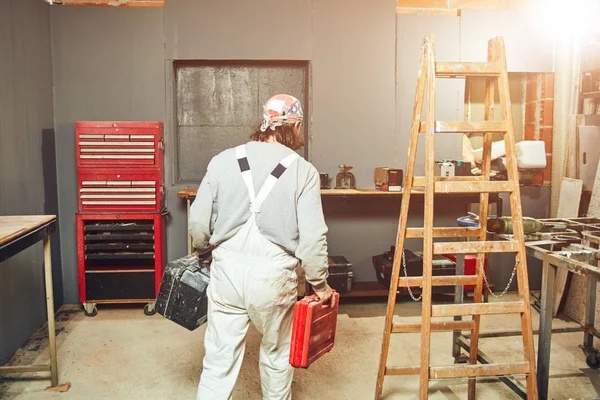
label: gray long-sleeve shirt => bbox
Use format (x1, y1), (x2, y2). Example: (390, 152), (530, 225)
(188, 141), (329, 290)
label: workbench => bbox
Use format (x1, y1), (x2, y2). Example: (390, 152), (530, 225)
(178, 187), (502, 298)
(453, 217), (600, 400)
(0, 215), (59, 387)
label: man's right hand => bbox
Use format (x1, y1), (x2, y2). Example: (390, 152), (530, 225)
(314, 284), (334, 304)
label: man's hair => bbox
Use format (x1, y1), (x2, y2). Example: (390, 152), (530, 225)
(250, 123), (304, 151)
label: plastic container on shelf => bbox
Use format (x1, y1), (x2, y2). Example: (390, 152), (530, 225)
(515, 140), (547, 169)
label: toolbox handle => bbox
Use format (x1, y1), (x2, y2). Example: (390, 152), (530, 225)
(307, 291), (338, 308)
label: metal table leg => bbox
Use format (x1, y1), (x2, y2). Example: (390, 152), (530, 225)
(43, 236), (58, 387)
(453, 253), (467, 363)
(582, 277), (598, 364)
(537, 260), (556, 400)
(187, 199), (192, 254)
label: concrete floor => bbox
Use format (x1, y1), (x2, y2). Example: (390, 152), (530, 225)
(1, 293), (599, 400)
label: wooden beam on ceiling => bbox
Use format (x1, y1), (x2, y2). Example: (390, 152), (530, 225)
(50, 0), (163, 6)
(397, 0), (528, 15)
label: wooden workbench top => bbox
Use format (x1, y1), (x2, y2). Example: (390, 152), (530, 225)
(0, 215), (57, 246)
(177, 187), (417, 199)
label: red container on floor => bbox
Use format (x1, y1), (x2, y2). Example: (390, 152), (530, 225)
(289, 292), (340, 368)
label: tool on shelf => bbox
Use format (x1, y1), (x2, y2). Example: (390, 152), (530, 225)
(335, 164), (356, 189)
(375, 35), (538, 400)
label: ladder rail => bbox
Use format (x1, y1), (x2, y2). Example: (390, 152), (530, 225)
(374, 38), (429, 400)
(495, 36), (539, 399)
(468, 38), (497, 399)
(418, 34), (437, 400)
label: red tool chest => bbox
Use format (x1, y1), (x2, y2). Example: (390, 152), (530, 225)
(77, 213), (164, 304)
(78, 168), (164, 213)
(290, 292), (340, 368)
(76, 121), (164, 169)
(76, 121), (165, 317)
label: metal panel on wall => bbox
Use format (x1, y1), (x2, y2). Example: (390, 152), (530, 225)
(175, 61), (308, 183)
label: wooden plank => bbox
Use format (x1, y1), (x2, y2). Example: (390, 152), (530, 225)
(494, 35), (539, 398)
(392, 320), (475, 333)
(435, 62), (501, 77)
(556, 178), (583, 218)
(589, 160), (600, 217)
(0, 365), (51, 373)
(431, 301), (525, 317)
(554, 177), (584, 317)
(432, 181), (513, 193)
(468, 46), (497, 398)
(385, 366), (420, 376)
(396, 7), (460, 16)
(413, 176), (483, 186)
(177, 188), (198, 199)
(406, 227), (481, 238)
(0, 216), (57, 246)
(432, 240), (519, 254)
(396, 0), (446, 8)
(430, 362), (530, 379)
(419, 121), (507, 133)
(399, 275), (479, 287)
(375, 33), (429, 400)
(419, 33), (437, 400)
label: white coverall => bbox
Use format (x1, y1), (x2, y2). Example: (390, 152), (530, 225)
(197, 146), (300, 400)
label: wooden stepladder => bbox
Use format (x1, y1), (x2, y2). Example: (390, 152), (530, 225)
(374, 35), (538, 400)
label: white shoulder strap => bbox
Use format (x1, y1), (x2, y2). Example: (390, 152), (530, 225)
(235, 145), (256, 203)
(235, 145), (300, 214)
(253, 152), (300, 213)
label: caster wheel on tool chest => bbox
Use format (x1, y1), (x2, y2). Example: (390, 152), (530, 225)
(144, 303), (156, 316)
(83, 303), (98, 317)
(586, 353), (600, 369)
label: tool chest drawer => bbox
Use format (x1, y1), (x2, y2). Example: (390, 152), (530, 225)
(85, 270), (156, 301)
(76, 121), (163, 169)
(77, 213), (164, 304)
(78, 168), (164, 212)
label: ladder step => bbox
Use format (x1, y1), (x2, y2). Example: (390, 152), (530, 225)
(435, 62), (502, 77)
(385, 366), (420, 376)
(399, 275), (479, 287)
(412, 176), (484, 186)
(406, 227), (481, 238)
(439, 181), (513, 194)
(392, 320), (475, 333)
(430, 362), (530, 379)
(419, 121), (508, 134)
(412, 179), (514, 193)
(432, 301), (526, 317)
(433, 240), (520, 254)
(385, 362), (530, 378)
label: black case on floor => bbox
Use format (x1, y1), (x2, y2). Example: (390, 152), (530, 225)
(155, 254), (210, 331)
(372, 246), (456, 294)
(327, 256), (353, 294)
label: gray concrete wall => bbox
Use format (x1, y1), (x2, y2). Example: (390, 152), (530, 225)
(51, 7), (166, 303)
(0, 0), (55, 363)
(51, 3), (554, 304)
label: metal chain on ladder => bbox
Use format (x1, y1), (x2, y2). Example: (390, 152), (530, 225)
(478, 253), (518, 299)
(402, 250), (423, 301)
(402, 251), (518, 302)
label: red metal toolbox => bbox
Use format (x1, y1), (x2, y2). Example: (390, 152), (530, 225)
(76, 121), (164, 169)
(443, 254), (488, 291)
(77, 168), (164, 213)
(77, 213), (165, 315)
(289, 292), (340, 368)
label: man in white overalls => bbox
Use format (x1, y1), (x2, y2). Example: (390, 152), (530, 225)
(189, 94), (332, 399)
